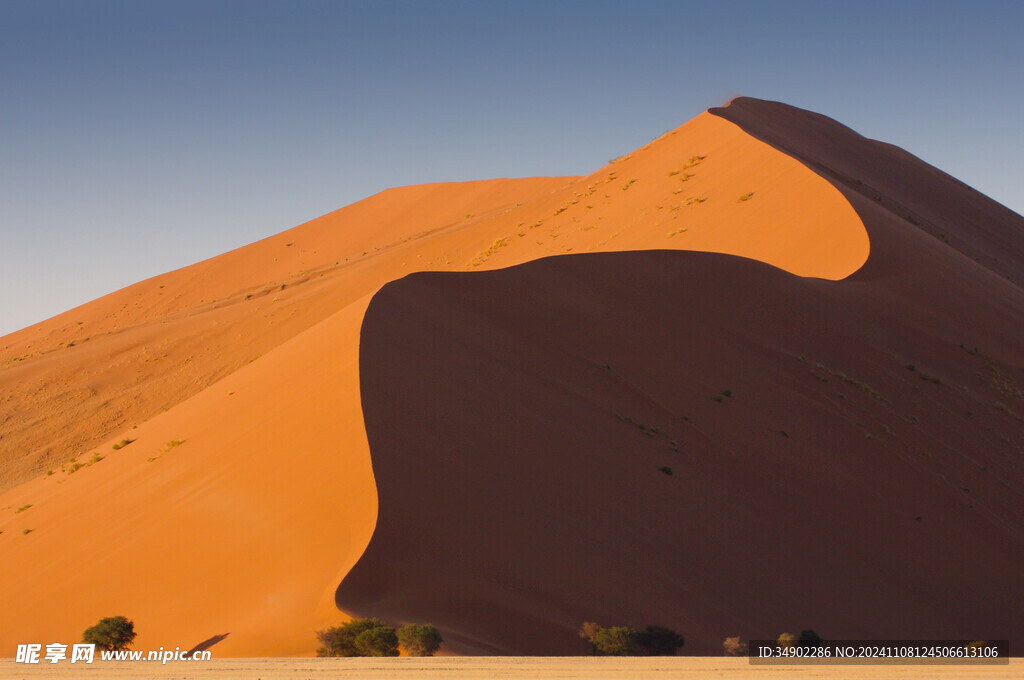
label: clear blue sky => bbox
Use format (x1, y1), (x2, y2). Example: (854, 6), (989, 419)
(2, 0), (1022, 337)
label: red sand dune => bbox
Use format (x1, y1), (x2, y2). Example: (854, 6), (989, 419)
(345, 247), (1023, 654)
(1, 98), (1020, 657)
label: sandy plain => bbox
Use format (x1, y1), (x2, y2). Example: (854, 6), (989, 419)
(0, 657), (1020, 680)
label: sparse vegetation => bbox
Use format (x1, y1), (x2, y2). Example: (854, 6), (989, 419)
(83, 616), (136, 652)
(659, 466), (673, 476)
(112, 438), (135, 450)
(15, 504), (32, 514)
(88, 453), (103, 466)
(317, 618), (429, 657)
(777, 632), (796, 649)
(22, 528), (32, 535)
(581, 622), (683, 656)
(396, 624), (443, 656)
(738, 192), (754, 201)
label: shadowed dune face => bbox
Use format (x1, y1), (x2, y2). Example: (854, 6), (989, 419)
(345, 248), (1024, 655)
(339, 99), (1024, 653)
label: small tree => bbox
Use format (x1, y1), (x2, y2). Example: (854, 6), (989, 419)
(723, 636), (748, 656)
(397, 624), (443, 656)
(593, 626), (637, 656)
(355, 627), (399, 657)
(579, 622), (601, 655)
(798, 630), (823, 648)
(635, 625), (684, 656)
(777, 632), (796, 650)
(82, 616), (136, 652)
(316, 618), (392, 657)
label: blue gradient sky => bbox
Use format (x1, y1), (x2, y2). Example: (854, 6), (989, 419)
(2, 1), (1022, 337)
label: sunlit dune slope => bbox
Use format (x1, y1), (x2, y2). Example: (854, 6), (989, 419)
(0, 112), (865, 493)
(0, 100), (871, 655)
(0, 177), (569, 491)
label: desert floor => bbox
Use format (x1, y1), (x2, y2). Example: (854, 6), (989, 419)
(0, 657), (1019, 680)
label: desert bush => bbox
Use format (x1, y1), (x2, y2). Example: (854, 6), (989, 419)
(579, 622), (602, 654)
(316, 618), (392, 657)
(635, 625), (684, 655)
(777, 632), (796, 649)
(593, 626), (637, 656)
(582, 622), (684, 655)
(798, 630), (823, 648)
(355, 626), (399, 657)
(723, 636), (748, 656)
(397, 624), (443, 656)
(82, 616), (136, 652)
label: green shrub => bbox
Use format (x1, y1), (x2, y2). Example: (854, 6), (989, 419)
(397, 624), (443, 656)
(355, 627), (398, 657)
(635, 625), (684, 655)
(798, 630), (823, 648)
(82, 616), (136, 651)
(112, 439), (135, 451)
(583, 622), (684, 656)
(593, 626), (637, 655)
